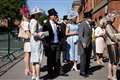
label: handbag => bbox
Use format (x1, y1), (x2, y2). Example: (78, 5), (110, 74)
(34, 23), (43, 41)
(18, 27), (29, 39)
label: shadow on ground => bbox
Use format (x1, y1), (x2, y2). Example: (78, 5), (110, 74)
(117, 69), (120, 80)
(40, 63), (73, 80)
(40, 62), (105, 80)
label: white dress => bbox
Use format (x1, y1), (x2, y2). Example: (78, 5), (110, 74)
(95, 27), (106, 53)
(20, 21), (31, 52)
(118, 24), (120, 32)
(29, 19), (43, 63)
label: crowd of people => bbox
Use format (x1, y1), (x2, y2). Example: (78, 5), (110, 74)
(17, 5), (120, 80)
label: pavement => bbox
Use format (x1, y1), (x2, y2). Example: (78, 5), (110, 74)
(0, 34), (119, 80)
(1, 54), (119, 80)
(0, 30), (112, 80)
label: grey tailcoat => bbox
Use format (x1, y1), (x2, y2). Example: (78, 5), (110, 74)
(78, 19), (92, 73)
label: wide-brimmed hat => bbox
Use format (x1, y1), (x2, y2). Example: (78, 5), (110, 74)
(105, 13), (116, 22)
(48, 8), (58, 16)
(30, 7), (44, 15)
(63, 15), (68, 20)
(99, 17), (107, 26)
(68, 10), (78, 19)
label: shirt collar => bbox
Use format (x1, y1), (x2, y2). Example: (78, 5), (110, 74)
(49, 20), (55, 24)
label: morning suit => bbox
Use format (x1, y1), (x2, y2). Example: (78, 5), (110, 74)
(43, 20), (62, 75)
(78, 19), (92, 74)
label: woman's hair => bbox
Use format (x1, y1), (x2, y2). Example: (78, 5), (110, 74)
(20, 5), (29, 16)
(30, 15), (35, 19)
(99, 16), (103, 21)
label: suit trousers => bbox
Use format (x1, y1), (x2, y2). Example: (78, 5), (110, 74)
(80, 43), (92, 74)
(47, 43), (61, 75)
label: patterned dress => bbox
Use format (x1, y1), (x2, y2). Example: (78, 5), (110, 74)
(20, 20), (31, 53)
(29, 19), (43, 63)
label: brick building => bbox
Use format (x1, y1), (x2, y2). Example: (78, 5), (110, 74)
(92, 0), (120, 27)
(72, 0), (120, 27)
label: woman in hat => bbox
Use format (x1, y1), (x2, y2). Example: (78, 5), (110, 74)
(19, 5), (31, 76)
(95, 18), (107, 65)
(66, 10), (79, 71)
(29, 7), (44, 80)
(105, 14), (119, 80)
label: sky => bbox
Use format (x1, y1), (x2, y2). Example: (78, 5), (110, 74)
(27, 0), (73, 18)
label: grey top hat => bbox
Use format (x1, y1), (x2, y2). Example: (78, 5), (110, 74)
(105, 12), (117, 22)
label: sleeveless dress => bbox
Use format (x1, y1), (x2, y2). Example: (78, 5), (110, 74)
(20, 21), (31, 52)
(66, 24), (79, 61)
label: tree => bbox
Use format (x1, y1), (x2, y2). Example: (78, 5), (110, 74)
(38, 14), (48, 25)
(0, 0), (26, 19)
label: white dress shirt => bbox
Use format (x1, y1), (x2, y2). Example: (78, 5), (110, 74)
(49, 20), (58, 43)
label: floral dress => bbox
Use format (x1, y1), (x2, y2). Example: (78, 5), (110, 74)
(29, 19), (43, 63)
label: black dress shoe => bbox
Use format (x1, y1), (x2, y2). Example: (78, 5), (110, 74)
(59, 71), (65, 75)
(47, 74), (55, 79)
(87, 70), (93, 75)
(80, 72), (89, 77)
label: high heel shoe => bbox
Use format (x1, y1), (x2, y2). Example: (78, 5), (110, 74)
(74, 67), (79, 71)
(96, 60), (100, 65)
(100, 60), (104, 64)
(107, 76), (112, 80)
(25, 68), (31, 76)
(71, 66), (79, 71)
(31, 76), (36, 80)
(36, 76), (40, 80)
(112, 77), (117, 80)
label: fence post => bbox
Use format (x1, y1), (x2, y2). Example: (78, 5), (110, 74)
(6, 17), (16, 62)
(7, 25), (12, 62)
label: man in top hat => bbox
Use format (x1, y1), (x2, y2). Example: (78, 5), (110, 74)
(43, 8), (63, 78)
(60, 15), (69, 63)
(78, 11), (93, 77)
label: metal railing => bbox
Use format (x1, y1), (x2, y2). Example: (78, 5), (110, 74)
(0, 29), (23, 62)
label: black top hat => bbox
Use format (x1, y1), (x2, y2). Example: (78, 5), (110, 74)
(84, 10), (92, 18)
(63, 15), (68, 20)
(48, 8), (58, 16)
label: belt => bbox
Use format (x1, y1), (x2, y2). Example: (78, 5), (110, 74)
(51, 43), (59, 45)
(96, 36), (103, 38)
